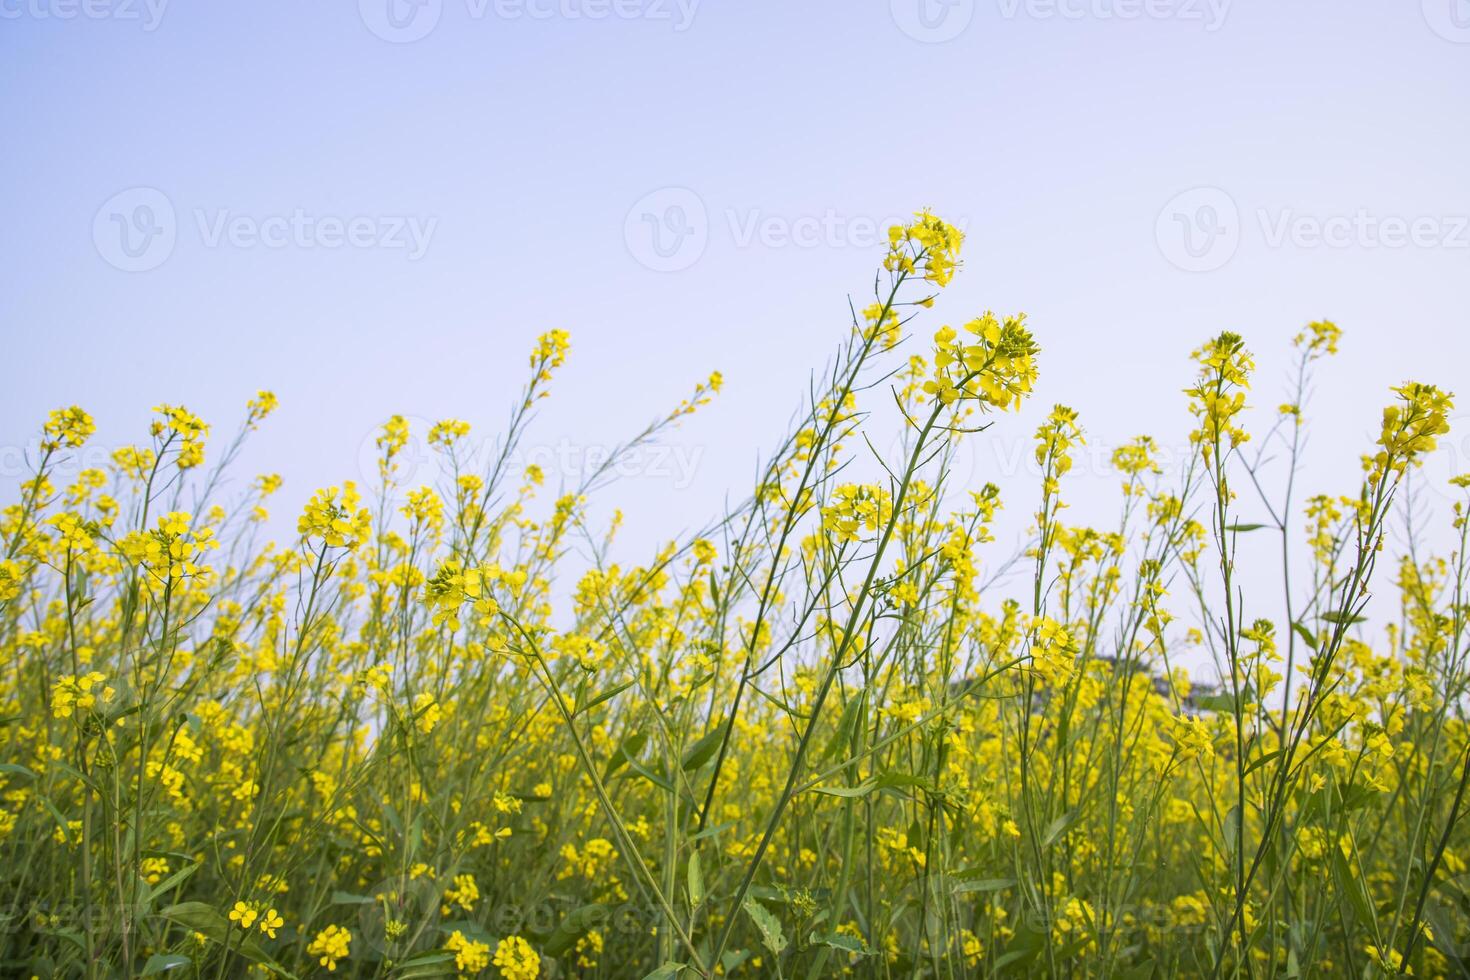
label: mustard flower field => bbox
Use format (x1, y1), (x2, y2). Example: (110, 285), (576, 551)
(4, 213), (1468, 979)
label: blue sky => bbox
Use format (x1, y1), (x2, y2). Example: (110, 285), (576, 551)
(3, 0), (1468, 569)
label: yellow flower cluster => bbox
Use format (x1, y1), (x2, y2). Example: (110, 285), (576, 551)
(1367, 381), (1454, 481)
(1294, 318), (1341, 358)
(422, 559), (500, 631)
(246, 389), (280, 428)
(297, 483), (372, 550)
(51, 671), (113, 719)
(227, 901), (283, 939)
(1186, 330), (1254, 460)
(429, 418), (472, 449)
(307, 924), (352, 971)
(1035, 404), (1084, 495)
(118, 511), (218, 582)
(820, 483), (894, 543)
(42, 405), (94, 450)
(1029, 616), (1077, 687)
(152, 403), (210, 469)
(923, 313), (1039, 409)
(885, 208), (964, 288)
(529, 328), (572, 398)
(491, 935), (540, 980)
(445, 929), (490, 974)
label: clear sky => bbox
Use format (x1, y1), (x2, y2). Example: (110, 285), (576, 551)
(3, 0), (1468, 577)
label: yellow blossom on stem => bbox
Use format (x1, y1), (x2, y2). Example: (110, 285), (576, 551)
(298, 484), (372, 551)
(445, 930), (491, 975)
(42, 406), (95, 450)
(491, 936), (540, 980)
(307, 924), (351, 972)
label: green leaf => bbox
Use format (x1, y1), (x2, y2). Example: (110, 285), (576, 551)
(603, 730), (648, 781)
(146, 862), (199, 903)
(392, 966), (457, 979)
(688, 820), (735, 841)
(641, 963), (687, 980)
(623, 758), (676, 793)
(49, 761), (104, 795)
(1223, 805), (1242, 856)
(1339, 781), (1378, 812)
(40, 796), (73, 843)
(742, 895), (788, 955)
(1321, 610), (1366, 626)
(953, 877), (1016, 895)
(876, 772), (935, 793)
(951, 867), (1015, 884)
(575, 680), (634, 717)
(1332, 846), (1375, 930)
(394, 951), (459, 967)
(540, 903), (611, 957)
(687, 850), (705, 910)
(157, 901), (227, 933)
(811, 779), (878, 799)
(813, 931), (870, 956)
(681, 728), (725, 772)
(719, 950), (752, 973)
(141, 954), (191, 975)
(995, 916), (1046, 970)
(330, 891), (375, 905)
(38, 926), (87, 953)
(390, 951), (459, 978)
(1243, 749), (1283, 778)
(1191, 686), (1257, 714)
(820, 691), (865, 763)
(1290, 621), (1320, 650)
(1041, 810), (1078, 848)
